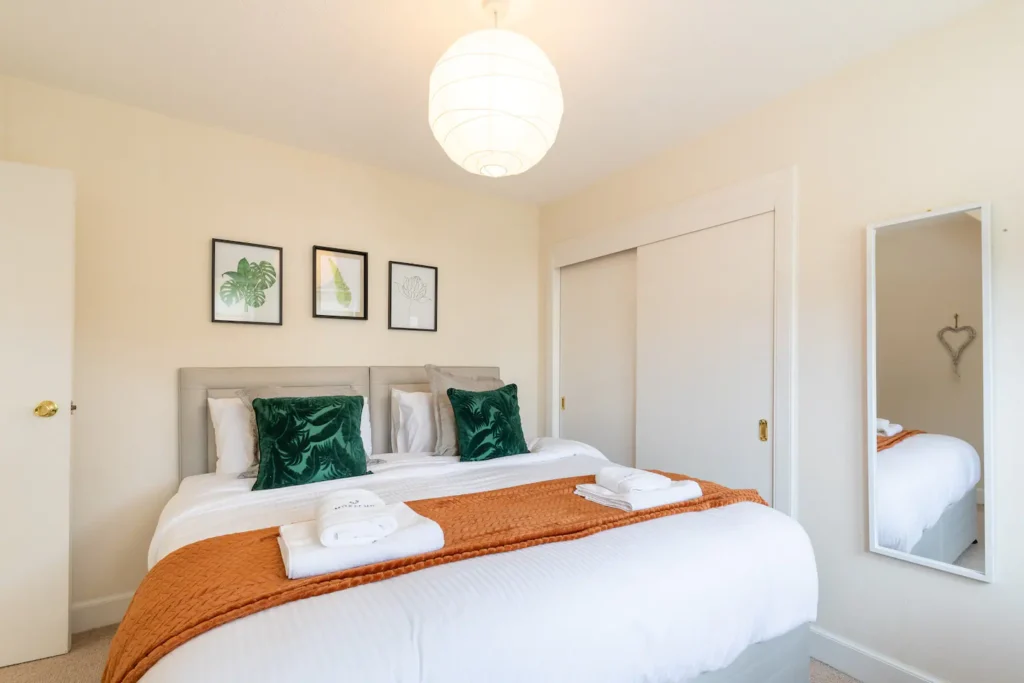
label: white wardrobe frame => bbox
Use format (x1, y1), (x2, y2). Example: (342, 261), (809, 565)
(546, 168), (799, 516)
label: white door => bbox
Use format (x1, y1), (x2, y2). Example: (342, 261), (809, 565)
(635, 212), (775, 504)
(559, 250), (636, 465)
(0, 161), (74, 666)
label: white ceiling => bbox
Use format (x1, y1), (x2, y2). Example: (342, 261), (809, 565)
(0, 0), (989, 203)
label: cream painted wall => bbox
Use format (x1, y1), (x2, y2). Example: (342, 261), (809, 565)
(876, 214), (984, 465)
(540, 2), (1023, 681)
(0, 75), (539, 611)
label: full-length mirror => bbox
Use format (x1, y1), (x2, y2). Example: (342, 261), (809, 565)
(867, 204), (993, 580)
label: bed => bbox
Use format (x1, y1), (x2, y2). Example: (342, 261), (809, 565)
(127, 366), (818, 683)
(874, 432), (981, 563)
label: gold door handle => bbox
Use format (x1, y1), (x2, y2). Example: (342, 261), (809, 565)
(759, 419), (768, 442)
(34, 400), (58, 418)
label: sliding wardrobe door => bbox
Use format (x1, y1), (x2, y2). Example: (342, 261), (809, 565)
(635, 212), (775, 503)
(559, 250), (636, 465)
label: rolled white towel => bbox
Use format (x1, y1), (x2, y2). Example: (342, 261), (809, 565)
(596, 466), (672, 494)
(280, 503), (444, 580)
(316, 489), (397, 547)
(574, 480), (704, 512)
(875, 418), (890, 431)
(877, 423), (903, 438)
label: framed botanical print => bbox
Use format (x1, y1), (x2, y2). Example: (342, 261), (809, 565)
(389, 261), (437, 332)
(313, 246), (368, 320)
(212, 238), (282, 325)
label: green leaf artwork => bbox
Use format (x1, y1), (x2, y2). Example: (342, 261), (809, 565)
(219, 257), (277, 312)
(329, 259), (352, 308)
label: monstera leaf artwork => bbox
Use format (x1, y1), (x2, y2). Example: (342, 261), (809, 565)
(212, 239), (282, 325)
(219, 257), (277, 312)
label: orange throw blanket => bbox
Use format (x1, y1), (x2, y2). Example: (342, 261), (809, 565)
(104, 473), (765, 683)
(877, 430), (925, 451)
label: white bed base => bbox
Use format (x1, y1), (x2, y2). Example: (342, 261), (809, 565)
(908, 489), (978, 565)
(692, 624), (809, 683)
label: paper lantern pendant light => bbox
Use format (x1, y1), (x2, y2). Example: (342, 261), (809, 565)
(428, 2), (563, 178)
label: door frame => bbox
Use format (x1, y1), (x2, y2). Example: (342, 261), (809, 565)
(545, 167), (798, 515)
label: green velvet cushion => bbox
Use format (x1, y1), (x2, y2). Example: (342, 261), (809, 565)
(447, 384), (528, 462)
(251, 395), (367, 491)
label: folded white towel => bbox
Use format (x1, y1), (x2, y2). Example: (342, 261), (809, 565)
(279, 503), (444, 580)
(317, 489), (384, 514)
(574, 480), (704, 512)
(316, 490), (397, 547)
(877, 423), (903, 437)
(875, 418), (890, 430)
(596, 466), (672, 494)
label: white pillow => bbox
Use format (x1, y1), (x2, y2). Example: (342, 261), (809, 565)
(207, 397), (255, 474)
(390, 388), (437, 454)
(359, 400), (372, 458)
(390, 392), (401, 452)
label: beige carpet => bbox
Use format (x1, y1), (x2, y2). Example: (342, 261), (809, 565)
(0, 626), (861, 682)
(0, 626), (117, 683)
(811, 659), (862, 683)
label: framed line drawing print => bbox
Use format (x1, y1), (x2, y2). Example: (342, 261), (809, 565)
(388, 261), (437, 332)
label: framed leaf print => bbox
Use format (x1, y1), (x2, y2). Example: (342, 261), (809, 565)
(313, 246), (368, 320)
(212, 238), (283, 325)
(389, 261), (437, 332)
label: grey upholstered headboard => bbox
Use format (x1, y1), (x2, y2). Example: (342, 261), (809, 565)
(367, 366), (500, 455)
(178, 365), (499, 481)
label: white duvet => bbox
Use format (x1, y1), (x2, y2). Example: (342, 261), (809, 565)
(875, 433), (981, 552)
(143, 438), (817, 683)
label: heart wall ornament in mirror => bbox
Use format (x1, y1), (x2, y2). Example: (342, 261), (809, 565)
(936, 313), (976, 376)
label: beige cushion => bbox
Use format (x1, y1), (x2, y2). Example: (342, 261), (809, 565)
(425, 365), (503, 457)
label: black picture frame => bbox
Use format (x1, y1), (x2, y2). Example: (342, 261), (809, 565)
(211, 238), (283, 326)
(312, 246), (369, 320)
(388, 261), (438, 332)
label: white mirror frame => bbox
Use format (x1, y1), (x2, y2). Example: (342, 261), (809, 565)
(866, 202), (994, 582)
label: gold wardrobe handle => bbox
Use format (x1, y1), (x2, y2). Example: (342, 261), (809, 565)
(34, 400), (58, 418)
(759, 419), (768, 442)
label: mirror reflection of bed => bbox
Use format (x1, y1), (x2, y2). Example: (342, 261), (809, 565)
(868, 204), (991, 579)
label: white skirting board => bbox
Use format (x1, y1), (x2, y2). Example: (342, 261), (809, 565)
(810, 626), (947, 683)
(70, 592), (133, 633)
